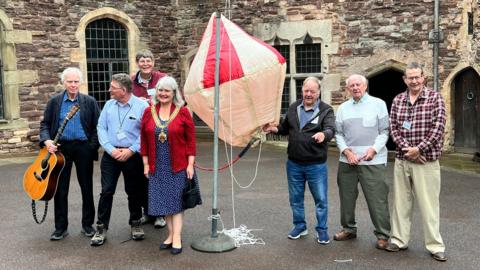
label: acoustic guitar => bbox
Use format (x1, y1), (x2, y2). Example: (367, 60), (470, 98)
(23, 104), (80, 201)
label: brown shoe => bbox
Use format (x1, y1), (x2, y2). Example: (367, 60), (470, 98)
(385, 242), (408, 252)
(431, 252), (447, 262)
(333, 230), (357, 241)
(375, 239), (388, 250)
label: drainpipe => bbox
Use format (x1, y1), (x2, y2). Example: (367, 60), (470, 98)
(429, 0), (443, 91)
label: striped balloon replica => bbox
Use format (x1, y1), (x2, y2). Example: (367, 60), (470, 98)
(184, 13), (286, 147)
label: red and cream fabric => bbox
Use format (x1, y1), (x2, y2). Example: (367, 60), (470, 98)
(184, 13), (286, 147)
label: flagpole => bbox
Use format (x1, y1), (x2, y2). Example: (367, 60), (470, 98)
(191, 11), (236, 253)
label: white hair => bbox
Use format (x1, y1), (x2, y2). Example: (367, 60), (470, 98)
(345, 74), (368, 86)
(61, 67), (83, 83)
(153, 76), (185, 107)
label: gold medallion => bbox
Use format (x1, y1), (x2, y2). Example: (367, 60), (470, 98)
(158, 130), (167, 143)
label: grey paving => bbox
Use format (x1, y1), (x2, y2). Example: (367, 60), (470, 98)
(1, 141), (479, 270)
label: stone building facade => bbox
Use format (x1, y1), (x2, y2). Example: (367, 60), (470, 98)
(0, 0), (478, 155)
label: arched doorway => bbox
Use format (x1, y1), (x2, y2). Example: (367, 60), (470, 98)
(368, 69), (406, 150)
(85, 18), (129, 108)
(453, 68), (480, 153)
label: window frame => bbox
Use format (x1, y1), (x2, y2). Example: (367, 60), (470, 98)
(85, 18), (129, 108)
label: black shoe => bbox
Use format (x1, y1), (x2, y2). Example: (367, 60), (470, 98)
(159, 243), (173, 250)
(81, 226), (95, 237)
(170, 247), (182, 255)
(50, 229), (68, 241)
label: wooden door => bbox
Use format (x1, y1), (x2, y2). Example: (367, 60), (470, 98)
(454, 68), (480, 153)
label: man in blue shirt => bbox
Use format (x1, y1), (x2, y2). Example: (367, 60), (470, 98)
(90, 73), (149, 246)
(40, 67), (100, 241)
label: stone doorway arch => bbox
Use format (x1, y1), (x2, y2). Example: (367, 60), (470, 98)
(368, 69), (406, 150)
(452, 67), (480, 153)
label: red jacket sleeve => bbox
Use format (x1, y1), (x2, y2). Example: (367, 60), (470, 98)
(140, 107), (151, 157)
(182, 107), (196, 157)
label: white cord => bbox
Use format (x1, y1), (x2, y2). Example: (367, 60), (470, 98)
(208, 214), (265, 247)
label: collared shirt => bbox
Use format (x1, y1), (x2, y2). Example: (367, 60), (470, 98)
(59, 92), (88, 141)
(335, 93), (389, 165)
(352, 93), (367, 105)
(137, 73), (151, 89)
(389, 87), (446, 161)
(298, 99), (320, 129)
(97, 95), (149, 155)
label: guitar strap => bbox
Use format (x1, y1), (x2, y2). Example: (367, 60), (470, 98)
(31, 200), (48, 224)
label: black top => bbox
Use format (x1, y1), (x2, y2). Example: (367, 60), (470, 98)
(277, 99), (335, 165)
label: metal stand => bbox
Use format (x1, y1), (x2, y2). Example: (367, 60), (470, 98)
(191, 11), (236, 253)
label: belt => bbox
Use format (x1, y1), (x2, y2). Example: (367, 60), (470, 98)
(58, 140), (88, 145)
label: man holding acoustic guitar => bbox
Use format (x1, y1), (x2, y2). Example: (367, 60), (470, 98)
(39, 67), (100, 241)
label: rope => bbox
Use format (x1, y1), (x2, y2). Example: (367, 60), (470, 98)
(208, 213), (264, 247)
(193, 137), (259, 171)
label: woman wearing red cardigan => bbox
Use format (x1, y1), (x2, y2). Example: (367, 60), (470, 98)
(140, 76), (200, 255)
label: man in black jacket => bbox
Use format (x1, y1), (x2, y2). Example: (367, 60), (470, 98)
(40, 67), (100, 240)
(264, 77), (335, 244)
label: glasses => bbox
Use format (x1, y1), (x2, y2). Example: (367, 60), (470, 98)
(405, 76), (423, 82)
(109, 84), (124, 91)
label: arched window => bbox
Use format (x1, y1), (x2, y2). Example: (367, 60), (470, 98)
(85, 18), (129, 108)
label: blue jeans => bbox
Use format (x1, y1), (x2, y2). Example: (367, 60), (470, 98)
(286, 160), (328, 232)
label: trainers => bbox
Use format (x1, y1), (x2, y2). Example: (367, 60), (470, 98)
(288, 226), (308, 239)
(317, 230), (330, 245)
(90, 224), (107, 246)
(131, 220), (145, 240)
(50, 229), (68, 241)
(81, 226), (95, 237)
(154, 217), (166, 229)
(140, 214), (150, 225)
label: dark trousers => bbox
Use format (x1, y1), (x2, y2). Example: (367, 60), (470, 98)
(96, 152), (143, 229)
(141, 174), (149, 215)
(54, 141), (95, 231)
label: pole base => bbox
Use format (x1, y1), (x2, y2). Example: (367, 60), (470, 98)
(191, 233), (237, 253)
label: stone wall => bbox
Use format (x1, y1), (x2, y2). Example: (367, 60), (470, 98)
(0, 0), (476, 154)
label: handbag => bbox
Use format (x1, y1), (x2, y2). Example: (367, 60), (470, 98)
(183, 177), (202, 210)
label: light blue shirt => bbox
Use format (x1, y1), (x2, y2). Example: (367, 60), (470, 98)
(335, 93), (389, 165)
(298, 99), (320, 129)
(97, 95), (148, 155)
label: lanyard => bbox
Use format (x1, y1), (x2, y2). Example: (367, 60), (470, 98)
(117, 103), (133, 131)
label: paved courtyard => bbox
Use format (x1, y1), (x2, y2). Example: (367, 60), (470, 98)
(0, 141), (479, 270)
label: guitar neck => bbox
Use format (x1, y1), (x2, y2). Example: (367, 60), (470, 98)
(52, 116), (71, 146)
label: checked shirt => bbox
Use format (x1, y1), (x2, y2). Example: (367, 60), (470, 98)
(390, 87), (446, 161)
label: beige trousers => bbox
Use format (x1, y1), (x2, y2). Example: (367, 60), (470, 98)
(390, 159), (445, 254)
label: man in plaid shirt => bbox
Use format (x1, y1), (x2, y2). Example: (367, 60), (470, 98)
(385, 62), (447, 262)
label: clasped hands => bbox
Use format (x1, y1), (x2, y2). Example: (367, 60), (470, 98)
(111, 147), (134, 162)
(343, 147), (376, 165)
(402, 146), (426, 164)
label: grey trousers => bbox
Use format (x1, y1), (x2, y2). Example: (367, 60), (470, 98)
(337, 162), (390, 239)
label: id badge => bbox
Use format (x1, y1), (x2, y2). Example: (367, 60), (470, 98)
(402, 121), (412, 130)
(117, 131), (127, 140)
(147, 88), (156, 96)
